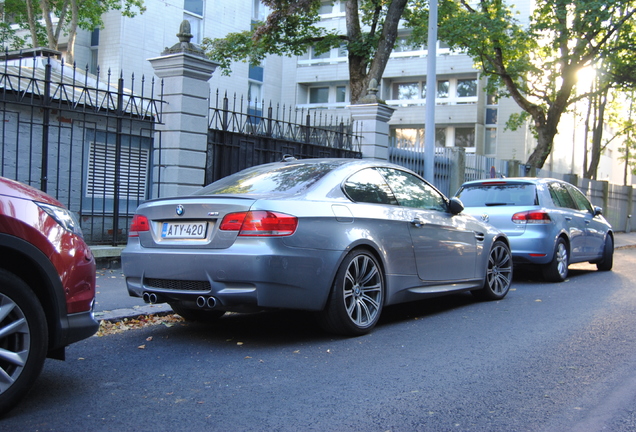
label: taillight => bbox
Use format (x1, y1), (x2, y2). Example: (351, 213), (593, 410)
(512, 210), (551, 224)
(129, 214), (150, 237)
(220, 211), (298, 236)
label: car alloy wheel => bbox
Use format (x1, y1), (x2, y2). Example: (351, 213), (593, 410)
(0, 270), (48, 415)
(473, 240), (513, 300)
(319, 249), (384, 336)
(543, 238), (569, 282)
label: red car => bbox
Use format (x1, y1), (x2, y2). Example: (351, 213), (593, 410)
(0, 176), (98, 415)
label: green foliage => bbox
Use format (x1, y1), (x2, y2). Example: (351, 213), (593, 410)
(0, 0), (145, 50)
(204, 0), (402, 78)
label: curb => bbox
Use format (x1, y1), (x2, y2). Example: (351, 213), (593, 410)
(94, 304), (174, 322)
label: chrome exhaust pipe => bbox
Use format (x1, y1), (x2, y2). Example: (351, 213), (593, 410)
(143, 292), (158, 303)
(196, 296), (217, 308)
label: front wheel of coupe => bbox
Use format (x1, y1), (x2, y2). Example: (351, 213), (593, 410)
(472, 240), (513, 301)
(318, 249), (384, 336)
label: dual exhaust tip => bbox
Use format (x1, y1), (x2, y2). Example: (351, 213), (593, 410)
(142, 292), (217, 309)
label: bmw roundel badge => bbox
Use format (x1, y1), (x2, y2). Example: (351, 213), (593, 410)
(176, 205), (185, 216)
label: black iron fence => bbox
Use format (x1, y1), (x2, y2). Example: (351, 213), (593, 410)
(206, 91), (362, 183)
(0, 50), (164, 245)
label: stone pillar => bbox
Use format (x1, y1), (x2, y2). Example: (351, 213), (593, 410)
(148, 21), (218, 197)
(449, 147), (465, 196)
(348, 79), (395, 160)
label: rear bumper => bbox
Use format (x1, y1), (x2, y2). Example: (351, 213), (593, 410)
(122, 242), (342, 312)
(508, 235), (554, 265)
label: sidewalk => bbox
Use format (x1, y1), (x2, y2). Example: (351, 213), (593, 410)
(614, 231), (636, 249)
(91, 231), (636, 323)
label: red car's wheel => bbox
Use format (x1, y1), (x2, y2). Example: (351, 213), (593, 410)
(0, 269), (48, 416)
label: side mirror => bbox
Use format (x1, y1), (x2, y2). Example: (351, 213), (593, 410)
(594, 206), (603, 216)
(449, 197), (464, 215)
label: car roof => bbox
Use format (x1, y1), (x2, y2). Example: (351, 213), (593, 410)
(460, 177), (560, 187)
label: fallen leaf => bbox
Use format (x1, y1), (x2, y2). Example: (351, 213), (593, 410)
(138, 344), (146, 349)
(237, 342), (244, 346)
(146, 336), (153, 342)
(245, 356), (252, 359)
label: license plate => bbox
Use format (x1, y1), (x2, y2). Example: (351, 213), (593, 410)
(161, 221), (207, 239)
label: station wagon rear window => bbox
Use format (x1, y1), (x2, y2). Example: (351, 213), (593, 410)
(457, 183), (538, 207)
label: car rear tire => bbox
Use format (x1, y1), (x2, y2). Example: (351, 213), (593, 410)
(543, 238), (569, 282)
(169, 302), (225, 322)
(0, 269), (48, 416)
(596, 235), (614, 271)
(472, 240), (513, 300)
(318, 249), (384, 336)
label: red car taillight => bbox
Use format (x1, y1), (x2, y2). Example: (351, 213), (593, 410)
(512, 210), (551, 224)
(220, 211), (298, 236)
(129, 214), (150, 237)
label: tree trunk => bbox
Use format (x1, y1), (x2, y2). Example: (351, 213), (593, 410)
(345, 0), (366, 103)
(39, 0), (58, 50)
(584, 86), (609, 179)
(346, 0), (407, 103)
(64, 0), (78, 64)
(25, 0), (40, 47)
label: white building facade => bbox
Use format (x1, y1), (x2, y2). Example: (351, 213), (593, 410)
(34, 0), (630, 183)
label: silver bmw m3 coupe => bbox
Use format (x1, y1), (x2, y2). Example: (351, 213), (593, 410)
(122, 158), (512, 335)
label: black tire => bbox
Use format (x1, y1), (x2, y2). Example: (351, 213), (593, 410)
(318, 249), (384, 336)
(542, 238), (569, 282)
(472, 240), (513, 301)
(0, 269), (48, 417)
(596, 235), (614, 271)
(169, 301), (225, 322)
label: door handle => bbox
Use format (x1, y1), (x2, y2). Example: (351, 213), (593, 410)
(410, 218), (424, 228)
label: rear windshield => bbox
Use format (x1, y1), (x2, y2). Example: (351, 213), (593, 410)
(457, 183), (538, 207)
(193, 161), (341, 196)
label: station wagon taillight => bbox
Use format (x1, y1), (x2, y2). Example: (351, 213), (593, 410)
(512, 210), (551, 224)
(129, 214), (150, 237)
(220, 211), (298, 236)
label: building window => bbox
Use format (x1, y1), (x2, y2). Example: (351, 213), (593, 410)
(455, 127), (475, 148)
(393, 36), (423, 53)
(437, 80), (450, 98)
(391, 127), (448, 149)
(394, 83), (419, 100)
(309, 87), (329, 104)
(90, 28), (99, 75)
(310, 46), (331, 60)
(248, 81), (262, 103)
(184, 0), (203, 14)
(184, 0), (203, 44)
(338, 43), (348, 58)
(485, 127), (497, 155)
(486, 108), (498, 125)
(252, 0), (268, 21)
(319, 2), (334, 14)
(336, 86), (347, 103)
(456, 79), (477, 97)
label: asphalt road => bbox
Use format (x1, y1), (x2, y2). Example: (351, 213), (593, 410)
(3, 249), (636, 431)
